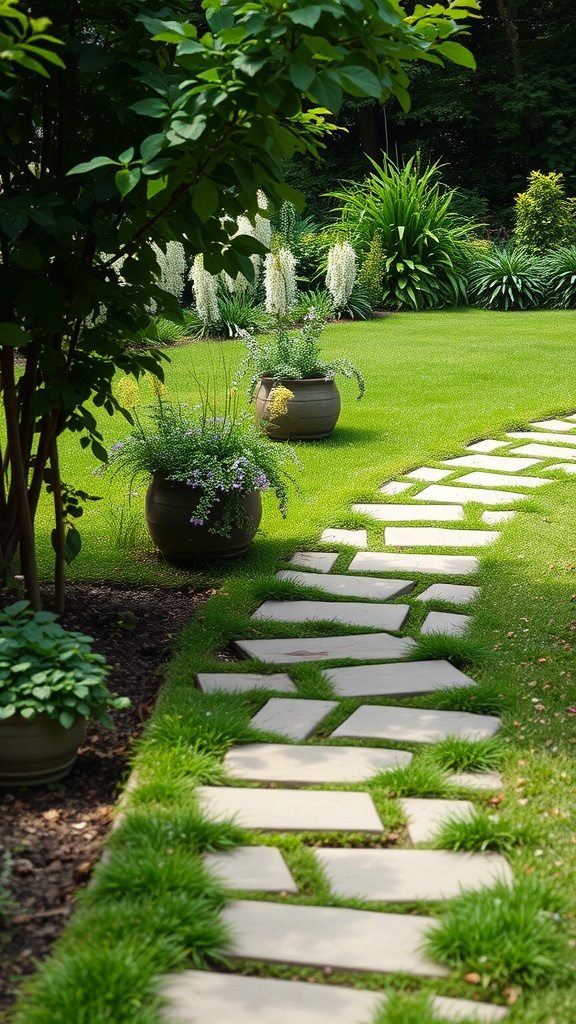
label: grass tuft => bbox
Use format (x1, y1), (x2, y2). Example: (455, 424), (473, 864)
(407, 633), (490, 668)
(371, 990), (437, 1024)
(430, 809), (536, 854)
(426, 682), (507, 716)
(107, 806), (244, 855)
(372, 759), (452, 799)
(425, 736), (506, 773)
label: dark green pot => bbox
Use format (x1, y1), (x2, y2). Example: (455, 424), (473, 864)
(0, 712), (87, 788)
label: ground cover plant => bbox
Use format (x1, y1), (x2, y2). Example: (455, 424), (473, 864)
(7, 308), (576, 1024)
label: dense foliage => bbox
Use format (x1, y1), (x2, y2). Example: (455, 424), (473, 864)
(514, 171), (576, 253)
(468, 246), (545, 310)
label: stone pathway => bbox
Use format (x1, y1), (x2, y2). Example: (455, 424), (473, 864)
(162, 411), (576, 1023)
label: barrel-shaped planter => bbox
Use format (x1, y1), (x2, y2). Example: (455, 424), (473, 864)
(145, 473), (262, 563)
(255, 377), (341, 441)
(0, 713), (87, 788)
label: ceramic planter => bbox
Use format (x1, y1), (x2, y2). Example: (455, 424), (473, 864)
(255, 377), (341, 440)
(0, 712), (87, 787)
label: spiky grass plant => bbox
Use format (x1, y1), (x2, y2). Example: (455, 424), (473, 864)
(542, 246), (576, 308)
(406, 632), (489, 668)
(426, 736), (505, 773)
(425, 877), (569, 990)
(292, 287), (335, 322)
(84, 847), (226, 906)
(427, 682), (507, 717)
(215, 286), (270, 337)
(107, 806), (244, 855)
(431, 809), (535, 854)
(468, 247), (546, 310)
(372, 991), (438, 1024)
(372, 758), (452, 799)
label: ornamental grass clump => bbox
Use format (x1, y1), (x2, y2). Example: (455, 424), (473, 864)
(542, 245), (576, 307)
(468, 246), (546, 310)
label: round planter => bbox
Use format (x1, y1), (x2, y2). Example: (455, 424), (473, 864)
(0, 712), (87, 788)
(145, 473), (262, 563)
(255, 377), (341, 441)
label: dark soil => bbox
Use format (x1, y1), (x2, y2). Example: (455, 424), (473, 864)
(0, 583), (212, 1017)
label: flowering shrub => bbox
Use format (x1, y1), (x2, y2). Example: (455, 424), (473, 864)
(326, 240), (357, 310)
(191, 254), (220, 325)
(152, 241), (187, 301)
(264, 248), (297, 315)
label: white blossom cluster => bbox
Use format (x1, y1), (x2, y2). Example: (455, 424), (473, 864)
(152, 241), (187, 300)
(326, 240), (357, 310)
(223, 192), (271, 294)
(264, 247), (296, 315)
(191, 254), (219, 325)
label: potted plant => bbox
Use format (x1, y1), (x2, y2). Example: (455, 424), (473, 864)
(107, 392), (297, 563)
(235, 309), (365, 440)
(0, 601), (130, 787)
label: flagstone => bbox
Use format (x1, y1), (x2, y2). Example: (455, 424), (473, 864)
(160, 970), (509, 1024)
(548, 462), (576, 473)
(234, 632), (417, 664)
(224, 742), (412, 784)
(401, 798), (474, 844)
(320, 528), (368, 548)
(421, 611), (471, 637)
(277, 569), (415, 600)
(249, 698), (337, 739)
(315, 848), (512, 901)
(287, 551), (338, 572)
(251, 600), (410, 631)
(442, 454), (539, 471)
(416, 583), (480, 605)
(195, 672), (296, 694)
(566, 413), (576, 421)
(384, 527), (499, 548)
(481, 510), (516, 525)
(322, 659), (475, 699)
(221, 900), (447, 977)
(530, 418), (576, 432)
(456, 471), (550, 489)
(205, 846), (298, 893)
(507, 430), (576, 445)
(332, 706), (500, 743)
(449, 771), (504, 791)
(196, 787), (383, 833)
(352, 503), (464, 521)
(405, 467), (453, 481)
(414, 484), (527, 505)
(349, 551), (478, 575)
(465, 439), (510, 452)
(510, 443), (576, 460)
(379, 480), (413, 495)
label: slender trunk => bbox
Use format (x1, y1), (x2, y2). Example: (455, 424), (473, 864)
(49, 432), (65, 615)
(495, 0), (522, 78)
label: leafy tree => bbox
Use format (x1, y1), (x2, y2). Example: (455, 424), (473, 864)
(0, 0), (478, 610)
(514, 171), (576, 253)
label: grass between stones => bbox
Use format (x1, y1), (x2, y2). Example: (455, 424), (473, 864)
(11, 310), (576, 1023)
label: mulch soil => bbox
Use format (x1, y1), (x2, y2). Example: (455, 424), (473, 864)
(0, 583), (212, 1017)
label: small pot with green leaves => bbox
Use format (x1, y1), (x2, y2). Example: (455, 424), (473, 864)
(0, 601), (129, 787)
(235, 309), (364, 441)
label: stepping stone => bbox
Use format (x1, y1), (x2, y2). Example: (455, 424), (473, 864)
(205, 846), (298, 893)
(195, 672), (296, 694)
(277, 569), (415, 600)
(224, 743), (412, 784)
(234, 633), (417, 664)
(421, 611), (471, 637)
(349, 552), (478, 575)
(507, 430), (576, 445)
(566, 413), (576, 421)
(315, 848), (512, 901)
(323, 659), (475, 699)
(405, 467), (453, 481)
(197, 786), (383, 833)
(249, 698), (337, 739)
(465, 439), (510, 452)
(456, 470), (550, 489)
(549, 462), (576, 473)
(384, 527), (499, 548)
(416, 584), (480, 605)
(287, 551), (338, 573)
(379, 480), (412, 495)
(221, 900), (447, 977)
(449, 771), (504, 791)
(401, 798), (474, 844)
(530, 418), (576, 432)
(482, 510), (516, 525)
(332, 706), (500, 744)
(442, 454), (538, 472)
(352, 503), (464, 522)
(160, 970), (509, 1024)
(414, 484), (527, 506)
(320, 528), (367, 548)
(251, 600), (410, 631)
(510, 443), (576, 460)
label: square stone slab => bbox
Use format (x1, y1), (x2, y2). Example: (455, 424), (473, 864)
(222, 900), (447, 977)
(405, 467), (453, 481)
(379, 480), (412, 495)
(442, 454), (539, 472)
(315, 847), (512, 901)
(416, 584), (480, 605)
(320, 528), (368, 548)
(251, 600), (409, 631)
(549, 462), (576, 473)
(507, 430), (576, 445)
(465, 439), (510, 452)
(249, 698), (337, 739)
(481, 510), (516, 525)
(401, 798), (474, 844)
(277, 569), (415, 600)
(234, 633), (417, 664)
(205, 846), (298, 893)
(224, 742), (412, 784)
(456, 471), (550, 489)
(349, 552), (479, 575)
(421, 611), (471, 637)
(287, 552), (338, 573)
(197, 786), (383, 832)
(449, 771), (504, 791)
(566, 413), (576, 421)
(332, 706), (500, 744)
(195, 672), (296, 694)
(160, 970), (509, 1024)
(384, 527), (499, 548)
(530, 418), (576, 432)
(414, 484), (527, 506)
(352, 503), (464, 522)
(510, 443), (576, 460)
(323, 659), (475, 699)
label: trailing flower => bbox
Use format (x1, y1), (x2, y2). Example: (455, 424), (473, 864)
(267, 385), (294, 419)
(264, 248), (296, 315)
(191, 254), (220, 326)
(326, 240), (357, 310)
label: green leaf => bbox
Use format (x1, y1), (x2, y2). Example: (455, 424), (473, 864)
(59, 711), (76, 729)
(12, 244), (43, 269)
(67, 155), (117, 175)
(434, 41), (476, 69)
(20, 707), (36, 719)
(0, 206), (28, 238)
(289, 63), (316, 91)
(289, 5), (322, 27)
(115, 167), (141, 199)
(338, 66), (383, 100)
(0, 705), (16, 719)
(191, 178), (219, 221)
(64, 527), (82, 564)
(130, 98), (170, 117)
(0, 323), (31, 347)
(118, 147), (135, 163)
